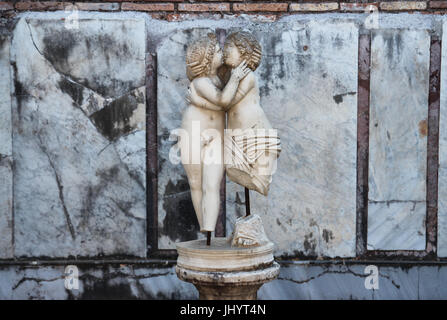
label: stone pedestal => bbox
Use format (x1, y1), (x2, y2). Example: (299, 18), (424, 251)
(175, 238), (280, 300)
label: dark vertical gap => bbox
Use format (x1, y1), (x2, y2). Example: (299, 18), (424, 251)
(215, 28), (227, 238)
(426, 37), (441, 257)
(146, 52), (158, 256)
(245, 187), (251, 216)
(216, 177), (226, 237)
(356, 33), (371, 256)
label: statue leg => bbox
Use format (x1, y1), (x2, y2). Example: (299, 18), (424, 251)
(201, 134), (224, 232)
(183, 163), (203, 231)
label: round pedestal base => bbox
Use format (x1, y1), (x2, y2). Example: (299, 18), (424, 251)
(175, 238), (280, 300)
(176, 238), (274, 272)
(176, 262), (280, 300)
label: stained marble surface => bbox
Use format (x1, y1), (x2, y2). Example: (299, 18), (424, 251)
(0, 157), (13, 259)
(225, 21), (359, 257)
(10, 17), (147, 258)
(367, 29), (429, 250)
(259, 262), (447, 300)
(0, 29), (13, 259)
(0, 262), (446, 299)
(0, 30), (11, 157)
(367, 202), (426, 250)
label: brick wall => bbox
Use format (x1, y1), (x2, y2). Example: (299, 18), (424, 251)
(2, 1), (447, 21)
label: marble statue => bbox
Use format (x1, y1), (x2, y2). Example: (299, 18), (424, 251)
(176, 31), (281, 299)
(181, 33), (250, 233)
(182, 31), (281, 237)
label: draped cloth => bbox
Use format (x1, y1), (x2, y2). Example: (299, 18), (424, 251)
(224, 128), (281, 196)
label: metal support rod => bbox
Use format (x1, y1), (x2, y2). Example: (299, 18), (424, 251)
(206, 231), (211, 246)
(245, 187), (251, 216)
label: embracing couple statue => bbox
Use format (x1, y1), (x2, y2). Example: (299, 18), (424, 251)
(179, 31), (281, 238)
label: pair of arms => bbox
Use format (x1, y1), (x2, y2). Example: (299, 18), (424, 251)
(186, 61), (253, 112)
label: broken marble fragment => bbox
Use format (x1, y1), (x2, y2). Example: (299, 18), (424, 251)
(230, 214), (270, 247)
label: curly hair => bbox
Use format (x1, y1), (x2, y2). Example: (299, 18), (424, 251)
(185, 33), (218, 81)
(224, 31), (262, 71)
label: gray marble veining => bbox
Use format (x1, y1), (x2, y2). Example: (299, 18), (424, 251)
(226, 21), (359, 258)
(0, 29), (13, 259)
(10, 17), (147, 258)
(368, 29), (429, 250)
(438, 20), (447, 257)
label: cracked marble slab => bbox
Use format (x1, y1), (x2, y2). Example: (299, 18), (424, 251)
(0, 265), (197, 300)
(10, 17), (147, 258)
(0, 28), (13, 259)
(225, 21), (359, 258)
(0, 29), (12, 157)
(368, 29), (429, 250)
(0, 263), (446, 299)
(259, 263), (433, 299)
(0, 156), (13, 259)
(367, 202), (426, 250)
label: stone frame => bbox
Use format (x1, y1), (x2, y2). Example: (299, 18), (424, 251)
(355, 32), (440, 260)
(146, 29), (229, 258)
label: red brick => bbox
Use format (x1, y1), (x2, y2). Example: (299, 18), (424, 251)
(233, 3), (288, 12)
(167, 13), (226, 21)
(340, 3), (379, 12)
(0, 2), (13, 11)
(15, 2), (66, 11)
(178, 3), (230, 12)
(380, 1), (427, 11)
(74, 3), (120, 11)
(429, 1), (447, 9)
(290, 3), (338, 12)
(121, 3), (174, 11)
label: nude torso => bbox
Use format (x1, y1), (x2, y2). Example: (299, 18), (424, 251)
(182, 79), (226, 134)
(180, 77), (225, 232)
(227, 72), (272, 130)
(182, 103), (225, 133)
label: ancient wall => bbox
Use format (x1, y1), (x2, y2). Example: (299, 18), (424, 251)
(1, 1), (447, 299)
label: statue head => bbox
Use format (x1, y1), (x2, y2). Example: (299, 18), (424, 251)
(224, 31), (262, 71)
(186, 33), (223, 81)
